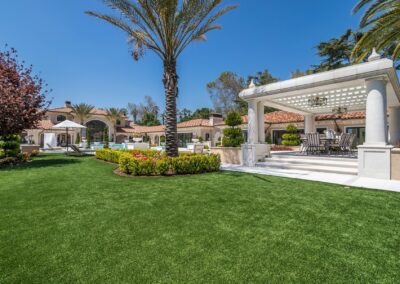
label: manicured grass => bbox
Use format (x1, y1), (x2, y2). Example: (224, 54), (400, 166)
(0, 154), (399, 283)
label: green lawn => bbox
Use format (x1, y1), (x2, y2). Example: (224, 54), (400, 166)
(0, 154), (399, 283)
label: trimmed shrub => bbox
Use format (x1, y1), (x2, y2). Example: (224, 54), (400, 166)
(282, 124), (300, 146)
(0, 135), (21, 157)
(222, 111), (244, 147)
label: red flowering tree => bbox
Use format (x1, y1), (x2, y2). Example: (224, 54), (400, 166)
(0, 47), (51, 137)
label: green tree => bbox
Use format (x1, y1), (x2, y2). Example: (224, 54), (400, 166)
(207, 72), (247, 115)
(86, 128), (91, 149)
(137, 112), (161, 126)
(127, 103), (140, 123)
(222, 111), (244, 147)
(103, 127), (109, 149)
(106, 108), (126, 142)
(87, 0), (237, 157)
(352, 0), (400, 67)
(192, 108), (211, 119)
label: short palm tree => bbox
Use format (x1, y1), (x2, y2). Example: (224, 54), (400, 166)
(86, 0), (237, 156)
(106, 107), (126, 142)
(72, 103), (94, 142)
(352, 0), (400, 63)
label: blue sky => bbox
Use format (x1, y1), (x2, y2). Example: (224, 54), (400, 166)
(0, 0), (361, 111)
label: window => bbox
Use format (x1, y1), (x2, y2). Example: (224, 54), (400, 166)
(316, 128), (327, 134)
(116, 119), (121, 126)
(57, 115), (66, 122)
(346, 127), (365, 146)
(205, 133), (210, 141)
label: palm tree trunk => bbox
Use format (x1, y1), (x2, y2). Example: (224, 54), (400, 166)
(163, 60), (179, 157)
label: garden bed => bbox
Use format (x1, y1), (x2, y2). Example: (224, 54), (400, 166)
(96, 149), (220, 176)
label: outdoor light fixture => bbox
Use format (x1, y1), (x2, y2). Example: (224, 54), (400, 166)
(308, 96), (328, 107)
(332, 106), (348, 115)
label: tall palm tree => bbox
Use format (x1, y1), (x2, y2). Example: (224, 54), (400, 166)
(352, 0), (400, 63)
(106, 107), (126, 142)
(72, 103), (94, 142)
(86, 0), (237, 156)
(127, 103), (140, 123)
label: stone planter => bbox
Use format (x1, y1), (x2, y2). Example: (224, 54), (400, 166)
(210, 147), (242, 165)
(20, 144), (40, 154)
(391, 148), (400, 180)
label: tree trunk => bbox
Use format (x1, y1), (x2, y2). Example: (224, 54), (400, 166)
(163, 60), (179, 157)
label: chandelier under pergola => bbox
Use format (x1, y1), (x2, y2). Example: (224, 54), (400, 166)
(332, 106), (348, 115)
(308, 96), (328, 107)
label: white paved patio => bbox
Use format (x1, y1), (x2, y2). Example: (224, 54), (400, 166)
(221, 164), (400, 192)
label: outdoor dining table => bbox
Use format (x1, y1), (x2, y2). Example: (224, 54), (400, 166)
(301, 135), (339, 155)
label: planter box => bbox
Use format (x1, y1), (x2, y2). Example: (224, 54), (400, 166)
(21, 144), (40, 154)
(391, 148), (400, 180)
(210, 147), (241, 165)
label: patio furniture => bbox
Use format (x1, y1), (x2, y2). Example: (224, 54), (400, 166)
(68, 145), (86, 156)
(329, 133), (356, 156)
(306, 133), (323, 154)
(300, 134), (309, 154)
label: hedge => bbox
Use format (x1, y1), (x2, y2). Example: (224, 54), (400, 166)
(96, 149), (220, 176)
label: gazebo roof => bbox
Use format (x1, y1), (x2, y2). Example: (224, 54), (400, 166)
(239, 56), (400, 115)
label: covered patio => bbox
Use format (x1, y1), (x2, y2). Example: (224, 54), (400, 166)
(239, 50), (400, 180)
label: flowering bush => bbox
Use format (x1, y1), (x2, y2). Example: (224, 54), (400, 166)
(96, 149), (220, 176)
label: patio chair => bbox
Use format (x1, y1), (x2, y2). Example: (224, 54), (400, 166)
(306, 133), (322, 154)
(300, 134), (309, 154)
(331, 133), (355, 156)
(68, 145), (86, 156)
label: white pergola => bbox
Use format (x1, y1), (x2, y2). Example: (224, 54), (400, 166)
(239, 50), (400, 179)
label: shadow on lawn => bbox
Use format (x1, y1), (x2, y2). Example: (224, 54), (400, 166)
(0, 156), (83, 171)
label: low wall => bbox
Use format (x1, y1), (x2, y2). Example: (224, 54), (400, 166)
(210, 147), (241, 165)
(21, 145), (40, 154)
(391, 148), (400, 180)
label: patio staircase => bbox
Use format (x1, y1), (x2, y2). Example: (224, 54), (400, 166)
(256, 153), (358, 175)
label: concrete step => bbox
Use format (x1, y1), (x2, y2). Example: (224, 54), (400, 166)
(267, 156), (357, 169)
(257, 159), (358, 175)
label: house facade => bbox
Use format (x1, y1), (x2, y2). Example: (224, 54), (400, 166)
(25, 101), (368, 148)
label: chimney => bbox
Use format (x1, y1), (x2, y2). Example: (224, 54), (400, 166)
(209, 113), (223, 126)
(64, 101), (72, 108)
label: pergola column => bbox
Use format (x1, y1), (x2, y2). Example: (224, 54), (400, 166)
(364, 78), (388, 146)
(358, 77), (392, 180)
(257, 102), (265, 143)
(389, 106), (400, 146)
(247, 100), (258, 144)
(304, 114), (316, 133)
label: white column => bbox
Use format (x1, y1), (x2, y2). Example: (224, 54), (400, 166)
(365, 78), (388, 146)
(247, 100), (258, 144)
(257, 102), (265, 143)
(358, 77), (392, 180)
(389, 106), (400, 146)
(304, 114), (315, 133)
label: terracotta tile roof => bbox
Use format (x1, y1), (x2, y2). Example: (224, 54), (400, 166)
(48, 107), (114, 116)
(241, 111), (366, 124)
(177, 119), (211, 128)
(117, 124), (165, 134)
(35, 120), (54, 130)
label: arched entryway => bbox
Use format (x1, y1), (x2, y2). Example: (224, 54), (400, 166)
(86, 120), (108, 142)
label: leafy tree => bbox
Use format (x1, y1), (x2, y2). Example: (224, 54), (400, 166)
(137, 112), (161, 126)
(222, 111), (244, 147)
(127, 103), (140, 123)
(311, 29), (363, 72)
(192, 108), (211, 119)
(106, 107), (126, 142)
(103, 127), (109, 148)
(0, 47), (50, 137)
(86, 128), (91, 149)
(178, 108), (192, 122)
(207, 71), (247, 115)
(352, 0), (400, 68)
(87, 0), (237, 157)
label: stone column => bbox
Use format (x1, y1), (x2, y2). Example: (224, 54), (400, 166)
(257, 102), (265, 143)
(304, 114), (316, 133)
(358, 77), (392, 180)
(364, 78), (388, 146)
(389, 106), (400, 146)
(247, 100), (258, 144)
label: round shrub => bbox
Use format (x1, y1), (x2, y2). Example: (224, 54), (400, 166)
(281, 124), (300, 146)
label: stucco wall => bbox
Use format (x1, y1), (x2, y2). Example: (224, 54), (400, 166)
(210, 147), (242, 165)
(391, 149), (400, 180)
